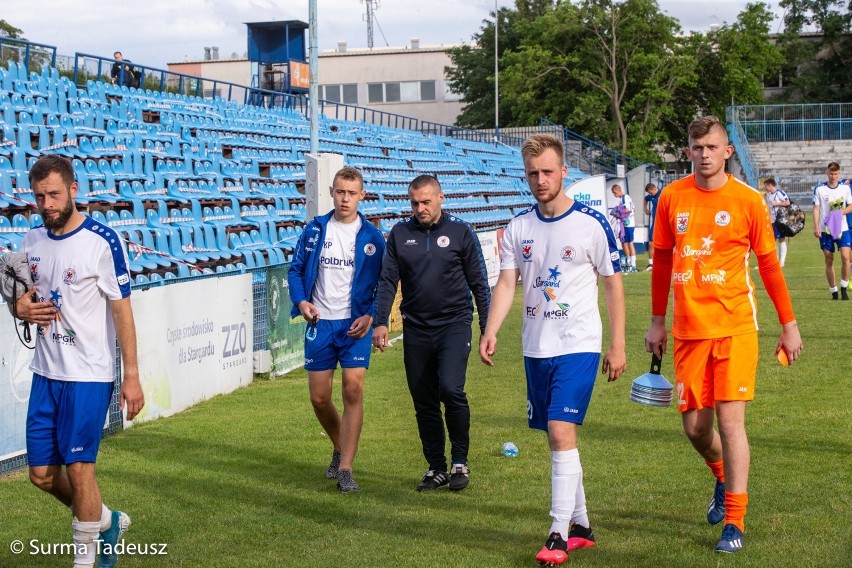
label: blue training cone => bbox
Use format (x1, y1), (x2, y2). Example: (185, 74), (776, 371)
(630, 354), (673, 407)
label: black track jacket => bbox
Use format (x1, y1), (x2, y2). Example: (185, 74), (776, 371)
(376, 213), (491, 333)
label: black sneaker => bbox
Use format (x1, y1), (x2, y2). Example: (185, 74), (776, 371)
(336, 469), (360, 492)
(566, 523), (596, 550)
(535, 532), (568, 565)
(449, 463), (469, 491)
(842, 287), (849, 301)
(832, 291), (839, 300)
(326, 449), (341, 479)
(416, 470), (449, 491)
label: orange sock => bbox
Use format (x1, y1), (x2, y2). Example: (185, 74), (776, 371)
(725, 492), (748, 531)
(705, 460), (725, 483)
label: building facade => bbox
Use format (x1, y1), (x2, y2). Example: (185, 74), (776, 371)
(167, 39), (464, 126)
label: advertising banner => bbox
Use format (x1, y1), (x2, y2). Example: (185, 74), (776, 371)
(477, 230), (501, 287)
(0, 307), (35, 461)
(131, 274), (253, 425)
(566, 175), (608, 217)
(266, 266), (306, 377)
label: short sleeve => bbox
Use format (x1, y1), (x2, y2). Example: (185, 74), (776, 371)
(653, 191), (674, 250)
(500, 219), (518, 270)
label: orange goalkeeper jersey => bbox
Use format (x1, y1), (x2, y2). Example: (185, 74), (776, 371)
(653, 174), (776, 340)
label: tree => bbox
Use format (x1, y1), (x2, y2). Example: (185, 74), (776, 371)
(683, 2), (783, 118)
(775, 0), (852, 101)
(445, 3), (545, 129)
(447, 0), (786, 163)
(0, 19), (24, 39)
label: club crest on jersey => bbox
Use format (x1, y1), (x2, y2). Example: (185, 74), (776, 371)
(561, 246), (576, 262)
(437, 236), (450, 248)
(62, 268), (77, 285)
(715, 211), (731, 226)
(522, 245), (533, 260)
(677, 212), (689, 233)
(364, 243), (377, 256)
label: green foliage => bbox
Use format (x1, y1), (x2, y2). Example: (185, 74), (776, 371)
(449, 1), (786, 164)
(0, 19), (24, 39)
(0, 237), (850, 567)
(776, 0), (852, 102)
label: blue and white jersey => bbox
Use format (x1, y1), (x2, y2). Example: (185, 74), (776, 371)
(812, 181), (852, 234)
(23, 216), (132, 382)
(766, 188), (789, 222)
(500, 201), (620, 358)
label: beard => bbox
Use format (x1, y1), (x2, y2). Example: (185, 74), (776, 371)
(41, 199), (75, 231)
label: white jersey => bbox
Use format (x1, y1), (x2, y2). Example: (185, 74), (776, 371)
(23, 216), (132, 382)
(500, 202), (621, 358)
(620, 194), (636, 227)
(812, 182), (852, 234)
(766, 189), (789, 222)
(312, 216), (361, 320)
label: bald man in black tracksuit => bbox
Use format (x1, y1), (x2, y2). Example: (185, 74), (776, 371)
(373, 175), (491, 492)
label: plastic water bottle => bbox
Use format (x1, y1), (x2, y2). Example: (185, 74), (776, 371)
(502, 442), (519, 458)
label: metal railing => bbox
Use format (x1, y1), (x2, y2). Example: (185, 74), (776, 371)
(72, 52), (302, 110)
(729, 104), (852, 142)
(726, 109), (761, 188)
(0, 37), (56, 74)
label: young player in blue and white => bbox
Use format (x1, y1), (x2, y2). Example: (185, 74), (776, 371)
(764, 178), (791, 267)
(288, 166), (385, 492)
(811, 162), (852, 300)
(13, 155), (144, 568)
(611, 184), (636, 272)
(480, 134), (627, 566)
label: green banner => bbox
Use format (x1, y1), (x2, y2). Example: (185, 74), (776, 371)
(267, 266), (306, 377)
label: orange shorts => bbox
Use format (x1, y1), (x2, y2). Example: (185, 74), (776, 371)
(672, 333), (758, 412)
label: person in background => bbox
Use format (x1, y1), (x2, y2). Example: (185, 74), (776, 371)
(811, 162), (852, 300)
(763, 178), (790, 267)
(643, 183), (661, 271)
(610, 184), (637, 272)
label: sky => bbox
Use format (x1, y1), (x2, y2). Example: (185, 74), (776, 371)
(3, 1), (787, 70)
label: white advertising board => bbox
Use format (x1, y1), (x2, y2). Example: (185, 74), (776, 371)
(130, 274), (253, 426)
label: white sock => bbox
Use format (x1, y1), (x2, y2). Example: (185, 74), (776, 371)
(778, 242), (787, 265)
(841, 280), (849, 289)
(571, 461), (590, 528)
(72, 518), (100, 567)
(648, 258), (654, 266)
(830, 285), (838, 293)
(100, 504), (112, 531)
(549, 449), (581, 537)
(630, 255), (636, 267)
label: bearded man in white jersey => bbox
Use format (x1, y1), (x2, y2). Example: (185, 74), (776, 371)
(479, 134), (627, 566)
(13, 154), (144, 568)
(288, 166), (385, 492)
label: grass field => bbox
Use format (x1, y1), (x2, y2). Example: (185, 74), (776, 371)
(1, 235), (850, 567)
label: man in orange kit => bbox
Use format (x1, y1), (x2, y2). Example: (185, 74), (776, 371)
(644, 116), (803, 553)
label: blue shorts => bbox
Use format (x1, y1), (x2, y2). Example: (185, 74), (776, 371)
(819, 230), (852, 252)
(26, 374), (113, 466)
(304, 318), (372, 371)
(622, 227), (635, 243)
(772, 222), (783, 240)
(647, 223), (654, 242)
(524, 353), (601, 430)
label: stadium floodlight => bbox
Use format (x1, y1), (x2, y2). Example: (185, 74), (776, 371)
(494, 0), (499, 144)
